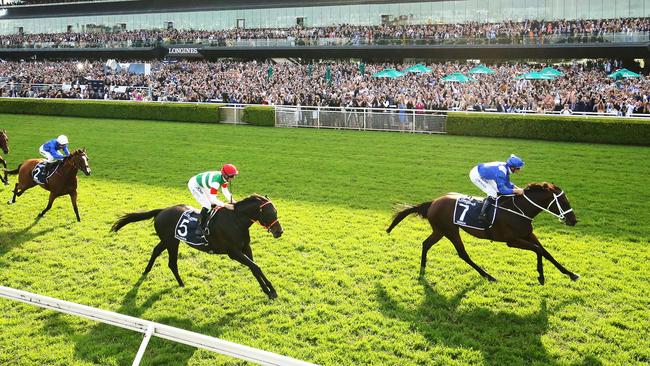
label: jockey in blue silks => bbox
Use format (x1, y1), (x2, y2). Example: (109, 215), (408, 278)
(39, 135), (70, 172)
(469, 154), (525, 223)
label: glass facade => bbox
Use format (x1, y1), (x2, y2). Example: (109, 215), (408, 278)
(1, 0), (650, 35)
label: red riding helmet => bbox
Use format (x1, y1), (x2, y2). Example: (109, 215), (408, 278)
(221, 163), (239, 177)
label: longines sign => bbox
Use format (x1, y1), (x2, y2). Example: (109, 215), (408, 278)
(166, 47), (204, 58)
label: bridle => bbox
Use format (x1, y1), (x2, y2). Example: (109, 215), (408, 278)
(251, 199), (279, 232)
(522, 190), (573, 222)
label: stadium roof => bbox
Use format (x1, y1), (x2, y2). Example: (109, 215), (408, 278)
(2, 0), (436, 19)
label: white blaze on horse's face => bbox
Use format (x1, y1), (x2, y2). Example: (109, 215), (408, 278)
(81, 155), (91, 176)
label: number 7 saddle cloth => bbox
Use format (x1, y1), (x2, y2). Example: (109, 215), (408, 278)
(453, 196), (499, 230)
(174, 209), (209, 246)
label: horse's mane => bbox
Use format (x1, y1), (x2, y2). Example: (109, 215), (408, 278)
(525, 182), (560, 192)
(235, 193), (268, 207)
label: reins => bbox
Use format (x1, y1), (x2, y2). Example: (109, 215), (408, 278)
(496, 190), (572, 222)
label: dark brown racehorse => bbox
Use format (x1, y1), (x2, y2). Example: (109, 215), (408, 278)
(110, 194), (284, 299)
(0, 129), (9, 186)
(4, 149), (91, 221)
(387, 182), (580, 284)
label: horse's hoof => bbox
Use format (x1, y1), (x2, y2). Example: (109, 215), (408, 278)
(268, 291), (278, 300)
(570, 273), (580, 281)
(419, 267), (426, 277)
(487, 276), (498, 282)
(538, 276), (545, 285)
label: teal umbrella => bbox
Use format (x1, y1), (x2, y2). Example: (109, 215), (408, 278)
(441, 72), (475, 83)
(468, 64), (495, 74)
(540, 67), (564, 77)
(608, 68), (641, 79)
(403, 64), (431, 73)
(515, 71), (556, 80)
(372, 68), (405, 78)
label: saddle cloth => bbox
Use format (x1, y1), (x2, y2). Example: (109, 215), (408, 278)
(32, 161), (60, 185)
(174, 209), (209, 246)
(453, 196), (497, 230)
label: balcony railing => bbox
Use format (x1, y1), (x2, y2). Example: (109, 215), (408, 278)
(1, 31), (648, 49)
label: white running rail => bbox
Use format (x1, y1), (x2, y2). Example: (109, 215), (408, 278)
(0, 286), (317, 366)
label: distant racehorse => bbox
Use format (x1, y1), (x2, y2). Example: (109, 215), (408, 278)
(0, 129), (9, 185)
(110, 194), (284, 299)
(387, 182), (580, 284)
(4, 149), (91, 221)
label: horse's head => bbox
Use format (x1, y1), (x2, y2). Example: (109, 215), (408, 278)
(0, 129), (8, 154)
(65, 148), (91, 176)
(524, 182), (577, 226)
(236, 194), (283, 238)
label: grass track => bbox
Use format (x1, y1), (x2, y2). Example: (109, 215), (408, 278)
(0, 114), (649, 366)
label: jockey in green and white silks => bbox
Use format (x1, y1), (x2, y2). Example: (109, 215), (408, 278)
(187, 163), (239, 236)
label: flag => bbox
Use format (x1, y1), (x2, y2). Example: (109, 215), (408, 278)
(359, 62), (365, 75)
(307, 64), (313, 78)
(266, 66), (273, 82)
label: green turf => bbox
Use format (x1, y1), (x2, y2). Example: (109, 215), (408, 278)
(0, 114), (648, 366)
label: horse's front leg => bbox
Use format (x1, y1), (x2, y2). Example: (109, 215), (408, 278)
(228, 249), (276, 299)
(242, 244), (276, 297)
(38, 192), (57, 218)
(508, 235), (579, 282)
(0, 156), (7, 185)
(70, 190), (81, 222)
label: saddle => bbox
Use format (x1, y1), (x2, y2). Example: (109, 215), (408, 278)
(174, 209), (209, 246)
(32, 161), (61, 185)
(453, 195), (498, 230)
(174, 207), (220, 246)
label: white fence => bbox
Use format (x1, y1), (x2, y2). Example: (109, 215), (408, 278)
(275, 106), (447, 133)
(0, 286), (317, 366)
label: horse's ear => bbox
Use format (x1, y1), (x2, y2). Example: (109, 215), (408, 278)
(265, 195), (269, 199)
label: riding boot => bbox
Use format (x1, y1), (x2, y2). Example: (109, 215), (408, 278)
(195, 207), (209, 236)
(478, 196), (494, 225)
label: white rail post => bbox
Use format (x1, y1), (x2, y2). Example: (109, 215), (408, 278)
(317, 107), (320, 129)
(363, 108), (367, 130)
(132, 323), (155, 366)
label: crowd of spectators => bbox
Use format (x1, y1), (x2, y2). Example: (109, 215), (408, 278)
(0, 59), (648, 116)
(1, 17), (649, 49)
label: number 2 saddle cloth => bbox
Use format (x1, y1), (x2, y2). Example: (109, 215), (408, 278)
(174, 209), (209, 246)
(32, 161), (62, 185)
(453, 195), (499, 230)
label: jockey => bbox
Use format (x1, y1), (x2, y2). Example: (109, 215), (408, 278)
(187, 163), (238, 236)
(39, 135), (70, 173)
(469, 154), (525, 224)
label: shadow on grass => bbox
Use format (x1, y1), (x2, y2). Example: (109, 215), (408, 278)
(42, 275), (240, 366)
(375, 279), (603, 366)
(0, 219), (73, 256)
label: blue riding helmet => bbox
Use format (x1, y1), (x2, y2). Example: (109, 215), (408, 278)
(506, 154), (525, 168)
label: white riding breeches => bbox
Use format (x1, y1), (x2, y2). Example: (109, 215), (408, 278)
(188, 178), (217, 209)
(470, 166), (499, 198)
(39, 146), (56, 163)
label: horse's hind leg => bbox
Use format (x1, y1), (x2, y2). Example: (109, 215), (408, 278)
(0, 157), (7, 185)
(446, 230), (497, 282)
(144, 241), (166, 275)
(166, 240), (185, 287)
(420, 230), (444, 277)
(8, 183), (23, 204)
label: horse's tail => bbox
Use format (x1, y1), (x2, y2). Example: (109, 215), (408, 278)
(386, 201), (432, 233)
(3, 164), (21, 175)
(110, 209), (164, 232)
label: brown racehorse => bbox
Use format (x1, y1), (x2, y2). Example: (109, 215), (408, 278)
(386, 182), (580, 285)
(0, 129), (9, 186)
(110, 194), (283, 299)
(4, 149), (91, 221)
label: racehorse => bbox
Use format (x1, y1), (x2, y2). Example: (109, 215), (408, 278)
(4, 149), (91, 221)
(110, 194), (284, 299)
(386, 182), (580, 284)
(0, 129), (9, 185)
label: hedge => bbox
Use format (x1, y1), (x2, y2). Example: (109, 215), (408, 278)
(0, 98), (220, 123)
(446, 112), (650, 146)
(242, 106), (275, 127)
